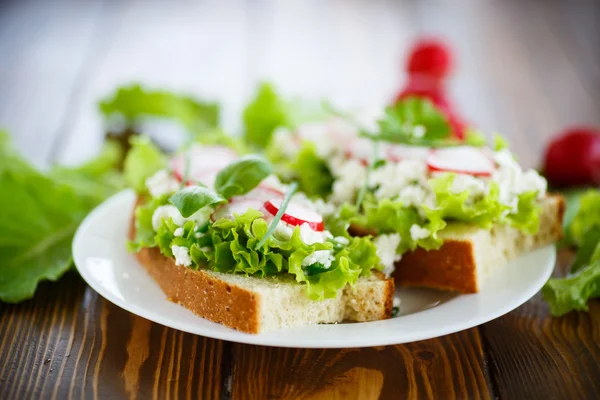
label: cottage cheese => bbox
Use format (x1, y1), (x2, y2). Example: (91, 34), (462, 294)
(146, 170), (180, 197)
(301, 250), (335, 269)
(329, 157), (368, 204)
(374, 233), (402, 277)
(173, 227), (184, 237)
(171, 245), (192, 267)
(151, 204), (211, 231)
(410, 224), (430, 241)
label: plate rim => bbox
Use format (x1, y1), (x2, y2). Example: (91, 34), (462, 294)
(73, 189), (556, 348)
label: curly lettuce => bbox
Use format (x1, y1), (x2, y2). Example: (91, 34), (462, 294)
(139, 208), (381, 300)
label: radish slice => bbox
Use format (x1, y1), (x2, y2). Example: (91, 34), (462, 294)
(211, 198), (264, 221)
(171, 145), (238, 183)
(387, 145), (431, 163)
(263, 198), (324, 231)
(426, 146), (495, 176)
(241, 186), (285, 202)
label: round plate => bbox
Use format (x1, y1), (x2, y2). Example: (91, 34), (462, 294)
(73, 190), (556, 348)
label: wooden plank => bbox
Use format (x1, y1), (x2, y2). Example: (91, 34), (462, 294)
(480, 249), (600, 399)
(230, 329), (492, 400)
(0, 273), (226, 399)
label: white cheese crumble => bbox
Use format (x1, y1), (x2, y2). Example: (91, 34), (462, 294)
(374, 233), (402, 277)
(301, 250), (335, 269)
(300, 223), (332, 245)
(151, 204), (211, 231)
(171, 245), (192, 267)
(173, 227), (184, 237)
(329, 157), (367, 204)
(493, 149), (547, 212)
(450, 173), (487, 197)
(393, 297), (401, 308)
(152, 205), (186, 230)
(334, 236), (350, 246)
(370, 159), (431, 200)
(410, 224), (430, 241)
(146, 170), (180, 197)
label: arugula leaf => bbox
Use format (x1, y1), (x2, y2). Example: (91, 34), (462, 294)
(123, 136), (167, 193)
(370, 97), (452, 146)
(214, 155), (272, 199)
(169, 187), (226, 218)
(0, 132), (121, 303)
(100, 84), (219, 134)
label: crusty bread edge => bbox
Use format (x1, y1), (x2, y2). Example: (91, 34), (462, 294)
(393, 194), (565, 293)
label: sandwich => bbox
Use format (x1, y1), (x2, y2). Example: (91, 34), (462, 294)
(266, 97), (564, 293)
(126, 137), (394, 333)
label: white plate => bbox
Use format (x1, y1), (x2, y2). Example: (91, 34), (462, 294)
(73, 190), (556, 348)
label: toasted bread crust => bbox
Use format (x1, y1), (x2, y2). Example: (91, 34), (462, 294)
(393, 195), (565, 293)
(130, 220), (262, 333)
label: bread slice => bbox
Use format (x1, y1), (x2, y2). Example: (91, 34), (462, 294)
(393, 195), (565, 293)
(129, 215), (394, 334)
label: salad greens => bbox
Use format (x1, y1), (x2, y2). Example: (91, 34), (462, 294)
(370, 97), (452, 146)
(100, 84), (219, 135)
(123, 135), (167, 192)
(543, 190), (600, 316)
(152, 208), (380, 301)
(243, 82), (328, 149)
(0, 132), (123, 303)
(169, 187), (227, 218)
(289, 142), (334, 198)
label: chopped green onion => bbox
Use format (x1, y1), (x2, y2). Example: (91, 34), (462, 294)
(255, 181), (298, 250)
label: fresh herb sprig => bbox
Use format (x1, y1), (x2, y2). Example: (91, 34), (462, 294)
(255, 181), (298, 249)
(168, 155), (272, 217)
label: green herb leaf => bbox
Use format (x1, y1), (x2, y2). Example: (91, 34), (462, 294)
(372, 97), (452, 146)
(289, 142), (334, 198)
(214, 155), (273, 199)
(100, 84), (219, 134)
(0, 132), (122, 303)
(169, 186), (226, 218)
(255, 182), (298, 250)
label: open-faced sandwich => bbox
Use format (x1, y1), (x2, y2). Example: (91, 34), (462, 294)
(266, 97), (565, 293)
(126, 138), (395, 333)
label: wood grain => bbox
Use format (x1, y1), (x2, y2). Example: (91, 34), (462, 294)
(230, 329), (492, 400)
(0, 272), (226, 400)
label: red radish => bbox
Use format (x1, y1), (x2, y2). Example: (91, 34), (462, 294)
(263, 198), (324, 231)
(543, 127), (600, 186)
(211, 198), (265, 221)
(386, 144), (431, 163)
(426, 146), (495, 177)
(406, 38), (453, 80)
(171, 145), (238, 183)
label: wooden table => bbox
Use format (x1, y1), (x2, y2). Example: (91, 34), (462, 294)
(1, 1), (599, 398)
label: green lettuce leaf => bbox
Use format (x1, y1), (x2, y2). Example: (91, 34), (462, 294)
(243, 82), (327, 149)
(542, 252), (600, 317)
(147, 208), (381, 300)
(123, 136), (167, 193)
(289, 142), (334, 198)
(100, 84), (219, 134)
(567, 190), (600, 247)
(0, 132), (122, 303)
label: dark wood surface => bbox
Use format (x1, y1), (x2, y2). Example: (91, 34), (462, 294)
(1, 0), (599, 399)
